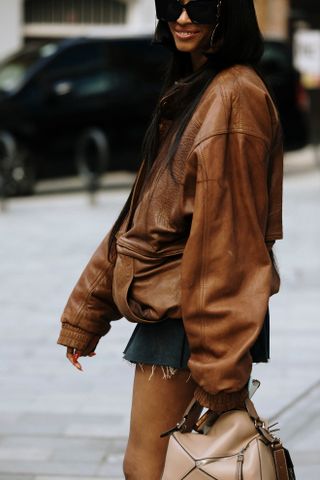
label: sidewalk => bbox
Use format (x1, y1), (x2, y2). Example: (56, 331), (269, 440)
(284, 144), (320, 175)
(0, 158), (319, 479)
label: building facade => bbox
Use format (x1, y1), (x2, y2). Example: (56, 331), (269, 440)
(23, 0), (155, 40)
(0, 0), (23, 60)
(0, 0), (156, 60)
(2, 1), (319, 61)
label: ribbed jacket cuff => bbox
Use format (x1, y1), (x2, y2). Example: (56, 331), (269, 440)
(57, 324), (100, 354)
(194, 385), (248, 414)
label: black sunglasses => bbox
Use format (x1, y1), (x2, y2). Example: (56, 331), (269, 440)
(155, 0), (218, 25)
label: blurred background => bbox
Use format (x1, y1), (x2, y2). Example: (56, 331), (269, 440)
(0, 1), (319, 479)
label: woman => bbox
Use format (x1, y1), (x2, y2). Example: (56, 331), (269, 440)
(57, 0), (283, 478)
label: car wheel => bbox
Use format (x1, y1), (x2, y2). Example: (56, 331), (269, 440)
(0, 131), (36, 196)
(75, 128), (109, 185)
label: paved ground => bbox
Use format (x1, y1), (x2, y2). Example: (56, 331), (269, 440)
(0, 152), (320, 479)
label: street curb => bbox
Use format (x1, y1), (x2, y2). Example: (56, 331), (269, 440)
(10, 147), (320, 199)
(284, 146), (320, 176)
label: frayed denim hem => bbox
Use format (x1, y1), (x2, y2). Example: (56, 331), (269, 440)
(124, 358), (192, 382)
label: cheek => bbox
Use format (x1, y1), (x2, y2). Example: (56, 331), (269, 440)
(200, 25), (213, 42)
(168, 22), (175, 35)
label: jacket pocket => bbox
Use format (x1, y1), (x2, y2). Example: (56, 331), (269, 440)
(112, 246), (183, 323)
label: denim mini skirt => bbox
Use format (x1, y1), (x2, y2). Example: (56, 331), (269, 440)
(123, 309), (270, 369)
(123, 318), (190, 369)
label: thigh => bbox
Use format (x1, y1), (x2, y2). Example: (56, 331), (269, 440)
(124, 364), (201, 480)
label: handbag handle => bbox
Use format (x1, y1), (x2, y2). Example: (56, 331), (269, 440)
(166, 385), (260, 431)
(245, 397), (281, 445)
(161, 390), (281, 446)
(160, 398), (202, 438)
(160, 390), (258, 439)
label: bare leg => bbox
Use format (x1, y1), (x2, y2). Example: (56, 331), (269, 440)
(123, 365), (202, 480)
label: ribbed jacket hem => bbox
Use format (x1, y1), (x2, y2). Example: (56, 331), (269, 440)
(194, 385), (248, 414)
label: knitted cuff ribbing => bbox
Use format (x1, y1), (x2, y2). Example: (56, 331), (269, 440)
(194, 385), (248, 414)
(57, 323), (100, 354)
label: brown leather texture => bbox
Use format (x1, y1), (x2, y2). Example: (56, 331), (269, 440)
(161, 409), (278, 480)
(57, 65), (283, 406)
(273, 448), (290, 480)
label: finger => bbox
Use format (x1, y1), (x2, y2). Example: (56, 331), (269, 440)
(88, 352), (96, 357)
(72, 352), (83, 370)
(73, 351), (84, 370)
(66, 353), (83, 371)
(73, 352), (81, 361)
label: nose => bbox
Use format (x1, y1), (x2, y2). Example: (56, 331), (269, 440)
(176, 8), (192, 25)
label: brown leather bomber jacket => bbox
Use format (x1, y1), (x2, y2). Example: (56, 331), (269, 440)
(57, 65), (283, 412)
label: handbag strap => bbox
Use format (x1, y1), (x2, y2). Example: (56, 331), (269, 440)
(245, 398), (280, 445)
(160, 398), (201, 438)
(161, 392), (281, 447)
(160, 396), (276, 439)
(179, 396), (263, 432)
(246, 399), (294, 479)
(245, 397), (260, 421)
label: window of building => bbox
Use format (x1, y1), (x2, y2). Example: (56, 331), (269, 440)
(24, 0), (127, 25)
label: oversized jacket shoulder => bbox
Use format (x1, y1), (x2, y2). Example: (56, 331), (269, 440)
(179, 67), (283, 409)
(193, 65), (280, 145)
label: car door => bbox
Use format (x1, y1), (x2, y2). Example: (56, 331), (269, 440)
(36, 42), (110, 148)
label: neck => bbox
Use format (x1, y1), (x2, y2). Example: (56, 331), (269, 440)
(191, 51), (208, 71)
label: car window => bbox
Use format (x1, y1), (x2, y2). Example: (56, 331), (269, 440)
(39, 39), (168, 101)
(46, 43), (106, 73)
(0, 61), (31, 92)
(0, 43), (58, 92)
(105, 40), (169, 81)
(72, 71), (116, 97)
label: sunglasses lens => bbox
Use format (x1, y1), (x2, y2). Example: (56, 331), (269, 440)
(167, 2), (183, 21)
(155, 0), (218, 24)
(155, 0), (182, 21)
(186, 1), (217, 24)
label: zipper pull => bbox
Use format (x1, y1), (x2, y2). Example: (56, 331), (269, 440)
(237, 451), (245, 480)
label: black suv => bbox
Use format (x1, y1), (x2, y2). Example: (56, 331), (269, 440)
(0, 37), (309, 195)
(0, 37), (169, 195)
(259, 40), (309, 152)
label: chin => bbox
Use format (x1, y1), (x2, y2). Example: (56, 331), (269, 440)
(174, 40), (201, 53)
(175, 44), (195, 53)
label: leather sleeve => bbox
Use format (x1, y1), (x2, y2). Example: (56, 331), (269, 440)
(181, 131), (283, 411)
(57, 232), (122, 354)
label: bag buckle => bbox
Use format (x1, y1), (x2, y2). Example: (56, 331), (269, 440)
(160, 417), (187, 438)
(254, 419), (266, 429)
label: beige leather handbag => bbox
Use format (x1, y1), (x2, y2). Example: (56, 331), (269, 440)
(161, 392), (295, 480)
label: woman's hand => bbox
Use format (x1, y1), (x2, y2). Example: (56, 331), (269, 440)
(66, 347), (96, 371)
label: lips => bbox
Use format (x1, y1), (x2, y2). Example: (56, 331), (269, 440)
(174, 29), (200, 39)
(174, 28), (200, 34)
